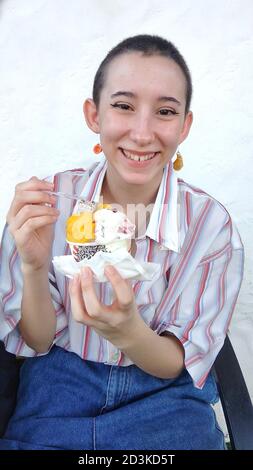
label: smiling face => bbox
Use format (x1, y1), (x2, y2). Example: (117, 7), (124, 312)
(84, 52), (193, 190)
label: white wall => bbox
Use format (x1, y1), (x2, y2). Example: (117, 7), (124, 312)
(1, 0), (252, 411)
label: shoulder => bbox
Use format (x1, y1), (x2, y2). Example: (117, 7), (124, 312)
(49, 162), (100, 186)
(41, 162), (100, 190)
(177, 178), (231, 225)
(176, 178), (241, 255)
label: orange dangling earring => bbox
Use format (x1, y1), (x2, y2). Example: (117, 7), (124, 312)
(173, 151), (183, 171)
(93, 143), (102, 154)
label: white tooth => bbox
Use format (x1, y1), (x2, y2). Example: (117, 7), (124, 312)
(123, 150), (156, 161)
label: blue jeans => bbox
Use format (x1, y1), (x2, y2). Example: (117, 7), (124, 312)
(0, 346), (225, 450)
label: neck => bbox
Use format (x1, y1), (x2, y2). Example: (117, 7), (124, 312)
(100, 166), (162, 239)
(101, 166), (161, 210)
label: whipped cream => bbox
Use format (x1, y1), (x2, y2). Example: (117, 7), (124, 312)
(94, 209), (135, 244)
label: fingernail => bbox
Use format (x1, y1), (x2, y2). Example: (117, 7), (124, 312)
(50, 196), (57, 207)
(105, 265), (114, 274)
(81, 267), (90, 279)
(70, 275), (78, 287)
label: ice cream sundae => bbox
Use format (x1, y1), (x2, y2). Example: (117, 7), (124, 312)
(66, 200), (135, 262)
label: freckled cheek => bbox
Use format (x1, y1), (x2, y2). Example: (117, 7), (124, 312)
(160, 123), (182, 145)
(100, 117), (128, 143)
(159, 131), (178, 149)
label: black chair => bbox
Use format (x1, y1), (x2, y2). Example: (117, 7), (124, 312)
(213, 335), (253, 450)
(1, 337), (253, 448)
(0, 341), (23, 437)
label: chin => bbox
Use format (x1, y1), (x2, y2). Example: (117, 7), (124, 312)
(122, 173), (154, 186)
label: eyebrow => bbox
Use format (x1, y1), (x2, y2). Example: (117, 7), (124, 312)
(158, 96), (181, 106)
(110, 91), (181, 106)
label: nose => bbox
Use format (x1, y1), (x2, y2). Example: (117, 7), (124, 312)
(129, 113), (155, 146)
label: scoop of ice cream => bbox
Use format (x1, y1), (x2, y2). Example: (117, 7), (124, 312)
(94, 208), (135, 244)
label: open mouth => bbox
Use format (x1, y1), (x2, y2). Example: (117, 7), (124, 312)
(120, 148), (159, 162)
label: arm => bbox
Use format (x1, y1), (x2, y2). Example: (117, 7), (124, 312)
(116, 319), (185, 379)
(5, 176), (60, 353)
(19, 266), (56, 353)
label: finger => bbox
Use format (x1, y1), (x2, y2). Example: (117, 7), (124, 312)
(104, 265), (133, 309)
(80, 267), (103, 317)
(7, 190), (57, 223)
(69, 275), (93, 324)
(10, 205), (60, 231)
(14, 215), (58, 242)
(8, 176), (53, 210)
(15, 177), (54, 193)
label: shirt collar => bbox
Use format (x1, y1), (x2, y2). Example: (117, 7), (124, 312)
(145, 161), (179, 252)
(79, 158), (108, 202)
(78, 157), (179, 253)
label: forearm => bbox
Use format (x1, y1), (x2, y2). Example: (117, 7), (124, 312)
(117, 318), (185, 379)
(19, 266), (56, 353)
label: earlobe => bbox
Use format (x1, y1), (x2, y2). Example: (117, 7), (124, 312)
(179, 111), (193, 144)
(83, 99), (100, 134)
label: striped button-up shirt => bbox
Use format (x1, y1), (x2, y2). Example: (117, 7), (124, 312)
(0, 158), (244, 388)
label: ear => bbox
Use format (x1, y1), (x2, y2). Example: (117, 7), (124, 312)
(83, 99), (100, 134)
(179, 111), (193, 144)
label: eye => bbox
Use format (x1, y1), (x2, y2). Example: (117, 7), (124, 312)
(111, 102), (133, 111)
(158, 108), (178, 116)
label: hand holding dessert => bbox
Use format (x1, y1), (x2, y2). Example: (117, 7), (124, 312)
(67, 204), (145, 349)
(69, 264), (144, 350)
(6, 176), (60, 273)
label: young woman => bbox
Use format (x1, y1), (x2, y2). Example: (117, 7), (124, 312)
(0, 34), (244, 450)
